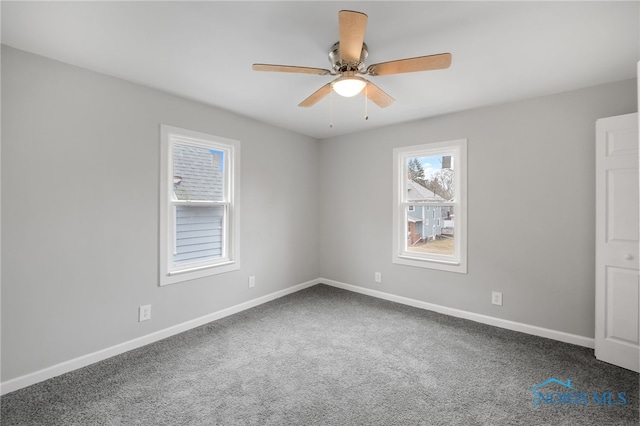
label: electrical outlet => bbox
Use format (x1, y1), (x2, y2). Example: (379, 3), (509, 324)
(374, 272), (382, 283)
(492, 291), (503, 306)
(139, 305), (151, 322)
(248, 276), (255, 288)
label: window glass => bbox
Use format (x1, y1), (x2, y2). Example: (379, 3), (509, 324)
(173, 143), (224, 202)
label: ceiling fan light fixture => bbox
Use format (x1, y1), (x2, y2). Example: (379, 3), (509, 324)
(332, 76), (367, 97)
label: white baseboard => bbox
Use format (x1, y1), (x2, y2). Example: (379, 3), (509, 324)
(0, 278), (320, 396)
(1, 277), (595, 396)
(320, 278), (595, 349)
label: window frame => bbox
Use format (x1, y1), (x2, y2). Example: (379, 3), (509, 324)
(159, 125), (240, 286)
(392, 139), (467, 273)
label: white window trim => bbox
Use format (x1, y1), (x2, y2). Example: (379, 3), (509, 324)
(392, 139), (467, 273)
(159, 125), (240, 286)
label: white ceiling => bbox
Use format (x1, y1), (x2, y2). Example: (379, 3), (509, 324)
(2, 1), (639, 139)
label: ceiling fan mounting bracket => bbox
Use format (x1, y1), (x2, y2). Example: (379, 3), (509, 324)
(328, 41), (368, 74)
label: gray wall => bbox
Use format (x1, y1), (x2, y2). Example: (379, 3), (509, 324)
(2, 44), (637, 384)
(318, 78), (637, 339)
(1, 46), (319, 382)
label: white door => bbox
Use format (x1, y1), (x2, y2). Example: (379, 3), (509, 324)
(595, 112), (639, 372)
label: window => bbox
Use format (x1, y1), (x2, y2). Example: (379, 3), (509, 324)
(393, 139), (467, 273)
(160, 125), (240, 286)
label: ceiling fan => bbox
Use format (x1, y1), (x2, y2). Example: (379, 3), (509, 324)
(252, 10), (452, 108)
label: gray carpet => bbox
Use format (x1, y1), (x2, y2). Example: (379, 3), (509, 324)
(1, 284), (638, 425)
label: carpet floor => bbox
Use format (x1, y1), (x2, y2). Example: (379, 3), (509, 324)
(1, 284), (638, 425)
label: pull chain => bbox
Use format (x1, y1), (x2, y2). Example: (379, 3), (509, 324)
(364, 85), (369, 121)
(329, 89), (333, 128)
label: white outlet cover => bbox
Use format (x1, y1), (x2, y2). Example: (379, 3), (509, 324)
(139, 305), (151, 322)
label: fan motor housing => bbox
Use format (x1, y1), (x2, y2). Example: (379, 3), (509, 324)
(328, 42), (368, 73)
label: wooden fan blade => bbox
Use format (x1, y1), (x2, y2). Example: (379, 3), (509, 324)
(363, 80), (394, 108)
(299, 83), (333, 107)
(253, 64), (331, 75)
(339, 10), (368, 63)
(366, 53), (452, 76)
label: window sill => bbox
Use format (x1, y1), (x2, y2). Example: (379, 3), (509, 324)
(160, 260), (240, 286)
(393, 254), (466, 274)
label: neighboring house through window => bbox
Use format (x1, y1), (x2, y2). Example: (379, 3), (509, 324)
(159, 125), (240, 286)
(393, 139), (467, 273)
